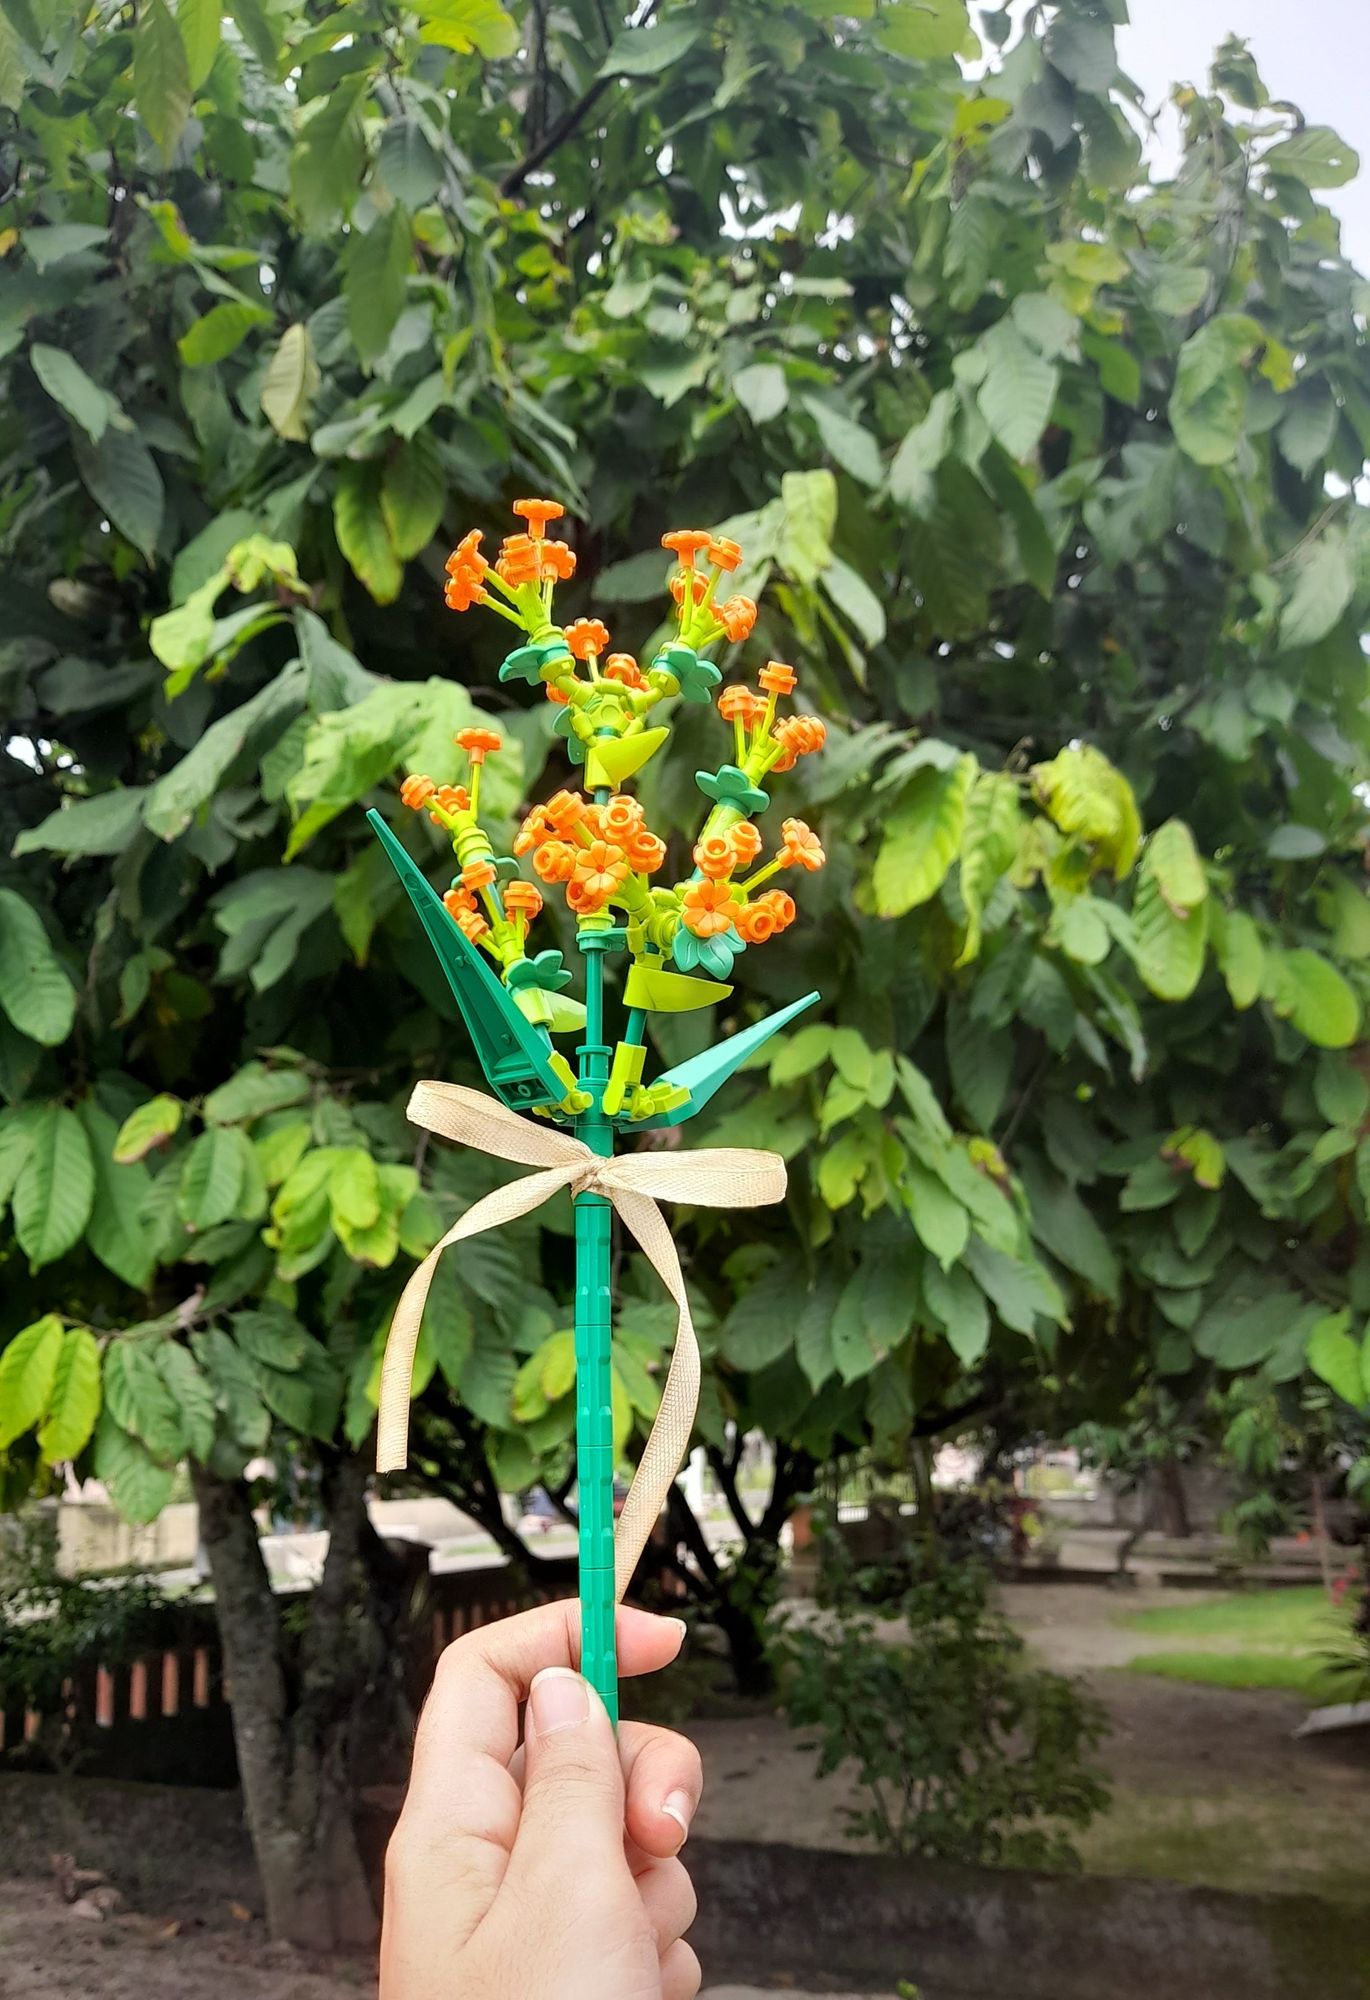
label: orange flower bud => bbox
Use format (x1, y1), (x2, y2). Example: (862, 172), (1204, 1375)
(719, 595), (757, 642)
(456, 726), (502, 762)
(717, 685), (760, 725)
(400, 774), (436, 810)
(604, 652), (644, 687)
(566, 875), (609, 914)
(455, 907), (490, 944)
(544, 789), (587, 833)
(504, 880), (544, 920)
(693, 834), (736, 880)
(462, 858), (497, 891)
(445, 530), (488, 578)
(544, 680), (570, 705)
(533, 840), (577, 883)
(444, 572), (487, 611)
(708, 536), (743, 571)
(729, 822), (763, 866)
(513, 807), (549, 856)
(760, 889), (797, 931)
(626, 830), (667, 873)
(496, 534), (542, 587)
(669, 571), (709, 607)
(443, 886), (475, 919)
(759, 659), (797, 697)
(540, 540), (576, 581)
(565, 617), (612, 660)
(435, 783), (471, 813)
(601, 794), (644, 840)
(735, 900), (777, 944)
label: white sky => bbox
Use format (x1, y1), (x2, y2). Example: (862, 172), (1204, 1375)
(1116, 0), (1370, 272)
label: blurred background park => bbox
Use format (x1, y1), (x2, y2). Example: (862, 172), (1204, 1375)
(1, 1), (1369, 1995)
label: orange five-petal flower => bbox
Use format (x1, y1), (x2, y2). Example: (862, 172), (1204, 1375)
(565, 617), (611, 660)
(573, 839), (629, 903)
(780, 817), (825, 871)
(681, 879), (736, 937)
(512, 498), (564, 538)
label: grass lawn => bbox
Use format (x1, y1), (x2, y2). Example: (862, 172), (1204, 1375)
(1115, 1586), (1361, 1704)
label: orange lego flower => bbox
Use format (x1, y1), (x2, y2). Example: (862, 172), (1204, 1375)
(455, 907), (490, 945)
(693, 834), (736, 880)
(512, 498), (564, 538)
(533, 840), (577, 883)
(544, 789), (588, 834)
(760, 888), (797, 931)
(759, 659), (797, 697)
(681, 879), (737, 938)
(504, 880), (544, 921)
(462, 858), (497, 891)
(708, 536), (743, 571)
(565, 877), (604, 914)
(719, 595), (757, 642)
(445, 530), (488, 579)
(626, 829), (666, 873)
(573, 839), (629, 903)
(434, 784), (471, 813)
(775, 715), (827, 757)
(544, 681), (570, 705)
(780, 818), (825, 871)
(513, 807), (550, 856)
(496, 533), (542, 587)
(541, 540), (576, 581)
(669, 571), (709, 607)
(400, 774), (436, 810)
(601, 794), (645, 840)
(734, 900), (777, 944)
(728, 822), (763, 866)
(717, 685), (761, 726)
(456, 726), (502, 763)
(662, 530), (712, 567)
(442, 886), (475, 919)
(604, 652), (644, 687)
(444, 571), (487, 611)
(565, 617), (611, 660)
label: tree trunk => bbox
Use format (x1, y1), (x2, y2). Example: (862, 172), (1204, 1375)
(1156, 1458), (1191, 1539)
(193, 1458), (379, 1950)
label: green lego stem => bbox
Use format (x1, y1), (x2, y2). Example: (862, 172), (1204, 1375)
(574, 967), (619, 1723)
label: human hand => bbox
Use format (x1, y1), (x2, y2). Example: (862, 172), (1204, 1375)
(381, 1601), (703, 2000)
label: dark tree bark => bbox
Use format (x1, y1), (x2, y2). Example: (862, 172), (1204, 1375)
(192, 1455), (386, 1951)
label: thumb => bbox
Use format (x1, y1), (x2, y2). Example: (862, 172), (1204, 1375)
(511, 1667), (628, 1891)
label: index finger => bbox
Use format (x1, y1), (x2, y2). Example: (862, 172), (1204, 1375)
(403, 1601), (685, 1823)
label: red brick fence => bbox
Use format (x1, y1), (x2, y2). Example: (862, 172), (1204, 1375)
(0, 1553), (578, 1786)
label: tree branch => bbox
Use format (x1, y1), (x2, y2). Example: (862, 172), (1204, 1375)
(498, 0), (660, 198)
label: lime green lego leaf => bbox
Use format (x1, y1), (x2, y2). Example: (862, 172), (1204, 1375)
(0, 1314), (65, 1449)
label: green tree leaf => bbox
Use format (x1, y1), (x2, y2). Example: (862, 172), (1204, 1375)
(13, 1106), (94, 1269)
(1263, 124), (1359, 188)
(156, 1340), (217, 1461)
(1169, 313), (1263, 466)
(1264, 948), (1360, 1049)
(260, 322), (320, 441)
(974, 319), (1059, 461)
(290, 75), (368, 230)
(30, 343), (121, 443)
(0, 1314), (65, 1449)
(134, 0), (191, 160)
(77, 1099), (155, 1290)
(177, 0), (221, 88)
(335, 460), (403, 603)
(733, 360), (788, 423)
(178, 1125), (249, 1230)
(876, 0), (973, 60)
(922, 1260), (990, 1368)
(1279, 531), (1353, 650)
(114, 1094), (184, 1162)
(73, 426), (165, 561)
(0, 889), (77, 1045)
(178, 300), (272, 366)
(347, 206), (413, 367)
(93, 1410), (175, 1523)
(873, 754), (975, 916)
(904, 1158), (970, 1268)
(381, 435), (445, 560)
(37, 1325), (102, 1462)
(105, 1338), (185, 1460)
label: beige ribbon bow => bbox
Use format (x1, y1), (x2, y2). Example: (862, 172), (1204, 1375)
(377, 1080), (788, 1600)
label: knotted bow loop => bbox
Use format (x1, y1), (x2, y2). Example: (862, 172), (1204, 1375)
(376, 1081), (787, 1601)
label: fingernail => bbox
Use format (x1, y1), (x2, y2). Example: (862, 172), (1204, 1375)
(661, 1790), (693, 1847)
(529, 1667), (589, 1737)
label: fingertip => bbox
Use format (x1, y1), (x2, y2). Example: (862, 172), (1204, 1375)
(615, 1605), (687, 1676)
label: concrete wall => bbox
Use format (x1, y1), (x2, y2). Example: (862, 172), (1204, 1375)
(55, 1500), (199, 1576)
(685, 1839), (1370, 2000)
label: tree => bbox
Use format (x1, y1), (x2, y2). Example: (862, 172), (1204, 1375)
(2, 0), (1370, 1931)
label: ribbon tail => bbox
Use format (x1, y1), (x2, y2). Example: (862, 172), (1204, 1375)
(376, 1166), (575, 1473)
(609, 1187), (702, 1601)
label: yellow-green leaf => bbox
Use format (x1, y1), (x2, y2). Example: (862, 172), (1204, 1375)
(114, 1093), (184, 1162)
(38, 1327), (102, 1462)
(334, 461), (403, 604)
(260, 322), (319, 442)
(872, 754), (975, 917)
(0, 1314), (65, 1449)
